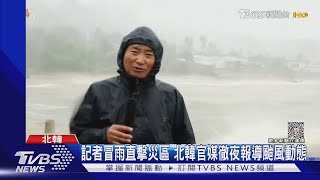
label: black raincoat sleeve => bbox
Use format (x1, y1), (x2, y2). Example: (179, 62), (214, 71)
(69, 84), (109, 144)
(172, 90), (196, 144)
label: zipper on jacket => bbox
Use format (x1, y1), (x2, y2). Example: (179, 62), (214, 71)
(134, 79), (141, 96)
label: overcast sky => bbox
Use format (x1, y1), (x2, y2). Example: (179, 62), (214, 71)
(27, 0), (320, 59)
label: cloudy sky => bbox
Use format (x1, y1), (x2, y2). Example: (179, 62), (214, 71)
(27, 0), (320, 59)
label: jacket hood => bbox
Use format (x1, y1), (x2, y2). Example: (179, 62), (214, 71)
(117, 27), (163, 77)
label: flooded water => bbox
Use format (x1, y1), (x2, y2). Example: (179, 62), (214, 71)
(26, 73), (320, 157)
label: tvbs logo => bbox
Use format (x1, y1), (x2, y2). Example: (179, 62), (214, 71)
(15, 151), (61, 172)
(293, 12), (308, 18)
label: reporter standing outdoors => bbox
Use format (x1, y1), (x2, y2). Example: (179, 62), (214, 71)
(70, 27), (195, 144)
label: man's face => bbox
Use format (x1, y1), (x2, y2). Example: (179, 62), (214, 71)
(123, 44), (156, 79)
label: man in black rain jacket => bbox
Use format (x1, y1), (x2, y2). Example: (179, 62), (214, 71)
(70, 27), (195, 144)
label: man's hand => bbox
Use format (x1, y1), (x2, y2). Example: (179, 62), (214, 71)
(107, 124), (133, 144)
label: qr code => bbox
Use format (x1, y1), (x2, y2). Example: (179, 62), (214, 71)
(288, 122), (304, 139)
